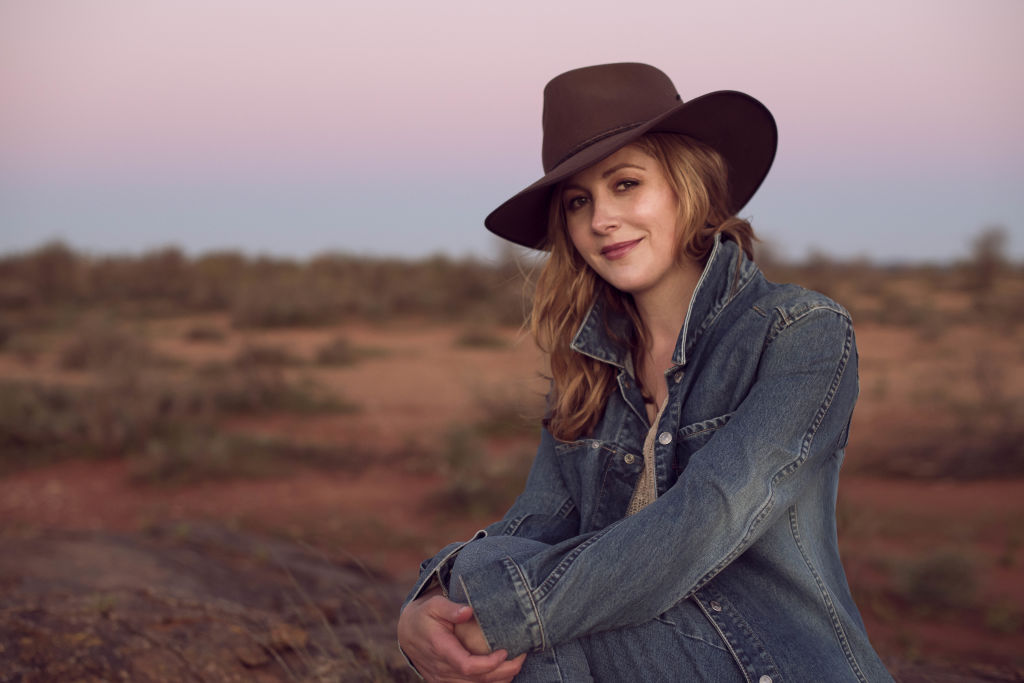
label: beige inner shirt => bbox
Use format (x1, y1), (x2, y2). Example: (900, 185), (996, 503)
(626, 398), (668, 516)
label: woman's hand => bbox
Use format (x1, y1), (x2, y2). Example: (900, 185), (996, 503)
(453, 615), (491, 655)
(397, 590), (526, 682)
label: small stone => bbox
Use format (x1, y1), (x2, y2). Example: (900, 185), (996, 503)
(267, 622), (308, 652)
(236, 643), (270, 668)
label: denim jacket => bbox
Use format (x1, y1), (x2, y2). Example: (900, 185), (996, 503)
(405, 235), (892, 682)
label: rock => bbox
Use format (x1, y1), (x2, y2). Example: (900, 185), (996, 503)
(0, 524), (418, 682)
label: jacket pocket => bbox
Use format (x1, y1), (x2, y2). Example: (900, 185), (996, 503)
(555, 439), (642, 532)
(501, 500), (579, 544)
(674, 413), (734, 477)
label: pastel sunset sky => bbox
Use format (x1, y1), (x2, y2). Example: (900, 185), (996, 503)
(2, 0), (1022, 262)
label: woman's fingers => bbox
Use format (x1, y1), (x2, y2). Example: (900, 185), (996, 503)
(400, 594), (522, 682)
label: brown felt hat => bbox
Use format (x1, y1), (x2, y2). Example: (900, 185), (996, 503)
(484, 63), (778, 250)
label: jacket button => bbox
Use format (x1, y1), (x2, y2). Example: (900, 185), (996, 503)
(674, 371), (683, 384)
(658, 432), (672, 445)
(623, 453), (636, 465)
(710, 600), (722, 612)
(759, 677), (773, 683)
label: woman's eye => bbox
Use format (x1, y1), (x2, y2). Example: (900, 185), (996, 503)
(565, 196), (588, 211)
(615, 180), (638, 191)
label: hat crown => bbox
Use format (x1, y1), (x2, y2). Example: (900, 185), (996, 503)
(541, 63), (682, 172)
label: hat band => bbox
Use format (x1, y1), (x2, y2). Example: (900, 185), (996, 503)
(549, 120), (645, 171)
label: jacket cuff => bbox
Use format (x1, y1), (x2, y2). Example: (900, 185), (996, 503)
(456, 555), (544, 657)
(402, 530), (488, 610)
(399, 530), (490, 677)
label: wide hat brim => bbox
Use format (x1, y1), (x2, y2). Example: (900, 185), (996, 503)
(484, 90), (778, 250)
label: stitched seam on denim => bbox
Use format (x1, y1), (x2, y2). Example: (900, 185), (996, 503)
(710, 588), (782, 678)
(768, 299), (850, 343)
(595, 453), (614, 528)
(679, 412), (735, 438)
(455, 574), (498, 655)
(557, 497), (576, 518)
(503, 556), (547, 651)
(695, 597), (753, 683)
(503, 515), (526, 536)
(550, 121), (645, 169)
(677, 631), (733, 654)
(692, 310), (852, 591)
(766, 295), (850, 343)
(533, 525), (616, 602)
(420, 539), (477, 600)
(790, 505), (869, 683)
(792, 314), (852, 478)
(687, 258), (758, 358)
(571, 301), (622, 367)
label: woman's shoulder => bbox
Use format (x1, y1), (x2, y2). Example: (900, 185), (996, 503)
(747, 277), (852, 326)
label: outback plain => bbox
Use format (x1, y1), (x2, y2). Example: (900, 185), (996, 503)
(0, 235), (1022, 682)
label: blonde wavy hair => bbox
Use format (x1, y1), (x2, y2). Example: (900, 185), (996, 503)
(531, 133), (757, 442)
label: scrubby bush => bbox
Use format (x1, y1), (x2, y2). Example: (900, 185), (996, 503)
(895, 550), (978, 612)
(0, 244), (536, 327)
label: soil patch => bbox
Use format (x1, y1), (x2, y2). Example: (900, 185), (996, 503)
(0, 523), (416, 682)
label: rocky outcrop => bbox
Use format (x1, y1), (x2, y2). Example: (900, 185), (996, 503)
(0, 524), (416, 682)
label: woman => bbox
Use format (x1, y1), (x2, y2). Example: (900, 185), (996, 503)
(398, 63), (892, 682)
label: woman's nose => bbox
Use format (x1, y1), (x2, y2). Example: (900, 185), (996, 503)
(590, 199), (619, 234)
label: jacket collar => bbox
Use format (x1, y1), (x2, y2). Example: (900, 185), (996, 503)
(570, 233), (759, 370)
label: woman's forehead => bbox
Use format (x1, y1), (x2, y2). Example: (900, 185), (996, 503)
(564, 145), (657, 189)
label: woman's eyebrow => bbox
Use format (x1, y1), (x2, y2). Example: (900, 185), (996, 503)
(601, 163), (646, 178)
(563, 163), (647, 193)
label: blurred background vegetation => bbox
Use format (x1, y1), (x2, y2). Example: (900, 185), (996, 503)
(1, 227), (1022, 673)
(2, 227), (1020, 480)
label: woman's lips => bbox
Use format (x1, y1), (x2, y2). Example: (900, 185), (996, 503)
(601, 239), (642, 260)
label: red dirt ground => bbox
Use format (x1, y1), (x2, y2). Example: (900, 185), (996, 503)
(2, 316), (1023, 675)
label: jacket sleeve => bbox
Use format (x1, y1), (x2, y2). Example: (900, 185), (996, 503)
(456, 306), (859, 656)
(401, 427), (581, 609)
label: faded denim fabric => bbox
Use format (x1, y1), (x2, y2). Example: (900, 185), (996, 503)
(404, 235), (893, 682)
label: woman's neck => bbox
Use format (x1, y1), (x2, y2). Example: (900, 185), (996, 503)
(633, 260), (703, 357)
(632, 260), (703, 416)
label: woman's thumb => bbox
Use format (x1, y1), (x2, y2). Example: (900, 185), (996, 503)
(447, 602), (474, 623)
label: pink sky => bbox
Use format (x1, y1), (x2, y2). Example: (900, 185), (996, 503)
(2, 0), (1022, 260)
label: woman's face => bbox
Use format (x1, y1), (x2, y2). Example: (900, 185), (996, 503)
(562, 144), (687, 300)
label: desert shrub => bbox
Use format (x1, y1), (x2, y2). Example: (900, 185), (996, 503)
(130, 430), (379, 486)
(314, 337), (358, 365)
(963, 226), (1009, 294)
(183, 324), (227, 343)
(0, 373), (185, 469)
(984, 603), (1024, 635)
(188, 251), (248, 309)
(0, 358), (360, 476)
(454, 327), (507, 349)
(231, 278), (342, 328)
(130, 427), (294, 485)
(427, 428), (533, 518)
(871, 290), (940, 331)
(15, 241), (88, 304)
(0, 381), (94, 471)
(192, 364), (357, 416)
(58, 320), (167, 371)
(894, 550), (978, 612)
(233, 344), (302, 367)
(4, 238), (1017, 328)
(231, 280), (328, 328)
(313, 336), (389, 367)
